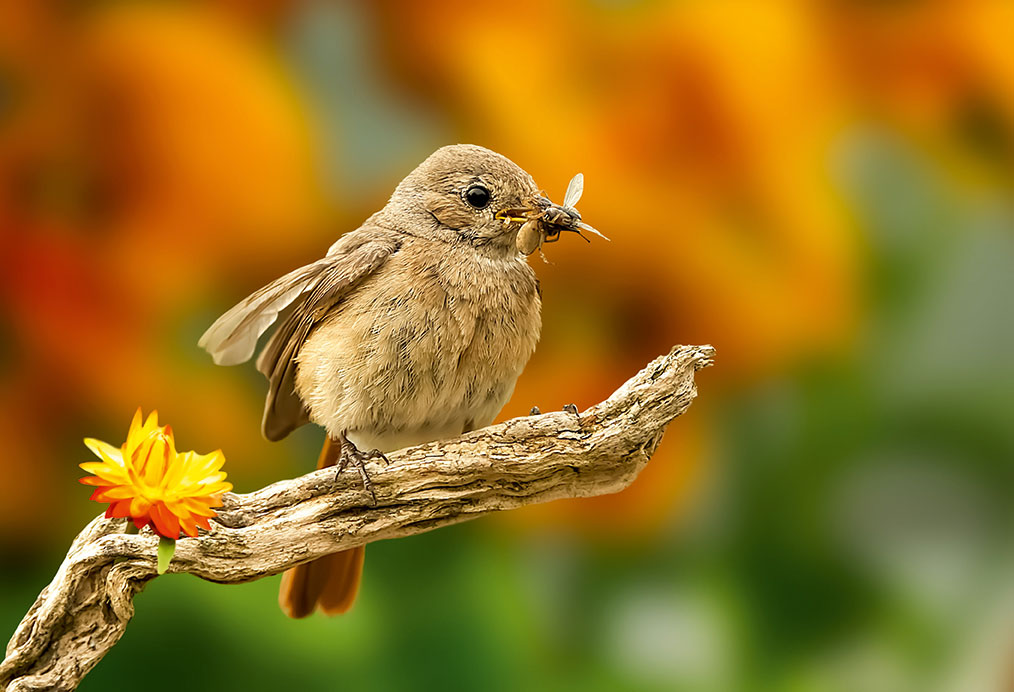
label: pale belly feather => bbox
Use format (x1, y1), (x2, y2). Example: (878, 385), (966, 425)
(294, 241), (541, 450)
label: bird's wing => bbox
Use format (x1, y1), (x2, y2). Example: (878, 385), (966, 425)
(199, 234), (400, 440)
(199, 261), (329, 367)
(255, 236), (400, 441)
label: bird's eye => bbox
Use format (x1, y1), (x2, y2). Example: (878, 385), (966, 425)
(464, 184), (491, 209)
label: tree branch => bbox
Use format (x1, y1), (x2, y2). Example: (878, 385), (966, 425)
(1, 344), (714, 691)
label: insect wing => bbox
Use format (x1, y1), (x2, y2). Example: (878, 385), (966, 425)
(577, 221), (610, 241)
(563, 173), (584, 209)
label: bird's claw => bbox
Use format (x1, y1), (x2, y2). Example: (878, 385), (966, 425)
(562, 403), (580, 418)
(337, 432), (389, 505)
(529, 406), (541, 416)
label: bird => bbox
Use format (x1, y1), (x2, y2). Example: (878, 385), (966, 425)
(198, 144), (588, 618)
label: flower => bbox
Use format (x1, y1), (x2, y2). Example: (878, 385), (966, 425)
(80, 409), (232, 539)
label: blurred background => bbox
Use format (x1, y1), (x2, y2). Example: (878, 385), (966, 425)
(2, 1), (1013, 690)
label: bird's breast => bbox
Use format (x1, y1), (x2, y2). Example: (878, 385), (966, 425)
(295, 242), (541, 441)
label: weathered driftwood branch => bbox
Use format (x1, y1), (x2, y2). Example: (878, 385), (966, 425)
(1, 344), (714, 691)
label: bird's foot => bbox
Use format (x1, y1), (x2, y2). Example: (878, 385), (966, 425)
(529, 406), (541, 416)
(337, 431), (389, 505)
(562, 403), (580, 419)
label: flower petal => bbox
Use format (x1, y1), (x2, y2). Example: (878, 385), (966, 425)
(79, 462), (127, 485)
(89, 487), (112, 502)
(100, 485), (137, 500)
(179, 515), (199, 538)
(84, 438), (124, 463)
(129, 497), (151, 518)
(108, 499), (132, 518)
(125, 408), (145, 450)
(151, 503), (180, 539)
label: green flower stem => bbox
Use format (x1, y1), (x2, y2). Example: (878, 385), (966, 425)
(156, 536), (176, 575)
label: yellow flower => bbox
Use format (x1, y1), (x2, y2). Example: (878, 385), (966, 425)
(80, 409), (232, 539)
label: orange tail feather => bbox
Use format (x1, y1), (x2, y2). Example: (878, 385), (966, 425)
(278, 437), (365, 618)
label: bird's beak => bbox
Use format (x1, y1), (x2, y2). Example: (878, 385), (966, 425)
(494, 195), (551, 226)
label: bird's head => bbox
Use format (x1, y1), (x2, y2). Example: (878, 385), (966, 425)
(385, 144), (552, 254)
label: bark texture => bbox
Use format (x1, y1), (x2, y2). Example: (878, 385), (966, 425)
(1, 344), (714, 691)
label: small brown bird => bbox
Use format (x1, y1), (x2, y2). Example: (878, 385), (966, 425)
(199, 144), (596, 618)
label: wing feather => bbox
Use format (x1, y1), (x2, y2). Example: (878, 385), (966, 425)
(200, 232), (399, 440)
(257, 237), (399, 440)
(198, 262), (328, 366)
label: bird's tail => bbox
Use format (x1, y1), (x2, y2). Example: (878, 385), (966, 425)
(278, 437), (365, 618)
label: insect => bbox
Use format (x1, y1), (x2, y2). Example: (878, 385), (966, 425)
(501, 173), (609, 258)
